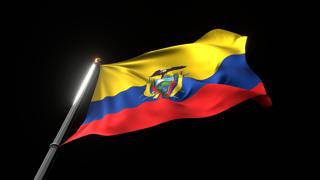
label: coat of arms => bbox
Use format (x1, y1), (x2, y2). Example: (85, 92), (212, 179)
(144, 66), (186, 99)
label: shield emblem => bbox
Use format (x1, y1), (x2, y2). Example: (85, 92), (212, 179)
(144, 66), (186, 99)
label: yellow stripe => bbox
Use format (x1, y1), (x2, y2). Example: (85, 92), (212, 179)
(92, 29), (247, 102)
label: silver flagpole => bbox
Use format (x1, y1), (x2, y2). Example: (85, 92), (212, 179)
(34, 58), (101, 180)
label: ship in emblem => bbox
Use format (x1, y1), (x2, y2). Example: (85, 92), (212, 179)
(144, 66), (186, 99)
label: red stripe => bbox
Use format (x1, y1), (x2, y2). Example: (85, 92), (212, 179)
(64, 82), (270, 144)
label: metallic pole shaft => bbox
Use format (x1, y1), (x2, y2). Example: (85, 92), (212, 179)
(34, 58), (101, 180)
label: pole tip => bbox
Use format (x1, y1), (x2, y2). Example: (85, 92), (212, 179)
(94, 57), (102, 64)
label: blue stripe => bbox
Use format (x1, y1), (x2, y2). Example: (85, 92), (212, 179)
(83, 54), (261, 124)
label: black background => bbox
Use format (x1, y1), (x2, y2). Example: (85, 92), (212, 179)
(12, 1), (304, 179)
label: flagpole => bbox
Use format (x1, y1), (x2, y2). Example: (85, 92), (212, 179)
(34, 58), (101, 180)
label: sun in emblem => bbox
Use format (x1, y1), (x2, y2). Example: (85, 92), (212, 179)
(144, 66), (186, 99)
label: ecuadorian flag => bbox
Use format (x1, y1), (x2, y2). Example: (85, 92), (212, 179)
(65, 29), (271, 143)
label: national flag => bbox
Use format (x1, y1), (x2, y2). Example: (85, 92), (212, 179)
(64, 29), (271, 144)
